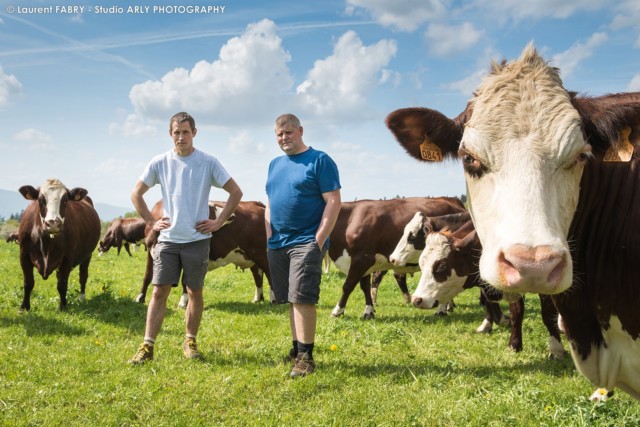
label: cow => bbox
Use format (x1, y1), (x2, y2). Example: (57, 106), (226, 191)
(17, 179), (101, 311)
(328, 197), (466, 319)
(386, 44), (640, 401)
(98, 217), (146, 256)
(136, 200), (273, 307)
(6, 231), (19, 244)
(410, 221), (566, 359)
(389, 211), (505, 321)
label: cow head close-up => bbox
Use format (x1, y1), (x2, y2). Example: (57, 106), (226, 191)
(19, 178), (89, 236)
(387, 44), (600, 296)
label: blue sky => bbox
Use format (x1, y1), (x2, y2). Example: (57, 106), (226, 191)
(1, 0), (639, 209)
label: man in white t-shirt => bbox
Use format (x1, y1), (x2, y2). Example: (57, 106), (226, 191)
(128, 112), (243, 364)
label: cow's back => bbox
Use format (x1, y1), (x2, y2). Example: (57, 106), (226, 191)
(330, 197), (465, 260)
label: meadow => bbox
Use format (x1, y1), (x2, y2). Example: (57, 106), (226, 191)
(0, 240), (639, 426)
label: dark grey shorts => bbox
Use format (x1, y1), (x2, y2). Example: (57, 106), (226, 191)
(267, 241), (325, 305)
(151, 239), (210, 289)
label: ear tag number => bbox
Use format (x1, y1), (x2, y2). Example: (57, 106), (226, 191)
(419, 138), (443, 162)
(603, 127), (634, 162)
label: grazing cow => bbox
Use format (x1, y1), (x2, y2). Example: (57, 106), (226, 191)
(410, 222), (565, 358)
(389, 211), (503, 320)
(98, 217), (146, 256)
(137, 200), (273, 306)
(17, 179), (100, 311)
(328, 197), (466, 319)
(6, 231), (19, 244)
(386, 44), (640, 400)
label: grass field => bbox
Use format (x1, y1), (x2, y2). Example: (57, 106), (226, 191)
(1, 241), (639, 426)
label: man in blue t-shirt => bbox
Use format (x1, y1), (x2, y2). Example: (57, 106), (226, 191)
(265, 113), (341, 378)
(128, 112), (243, 365)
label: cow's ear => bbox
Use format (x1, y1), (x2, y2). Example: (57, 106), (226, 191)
(423, 217), (434, 234)
(453, 230), (478, 253)
(385, 107), (465, 162)
(19, 185), (39, 200)
(572, 93), (640, 161)
(68, 187), (88, 201)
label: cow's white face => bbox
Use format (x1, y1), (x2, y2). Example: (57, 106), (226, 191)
(411, 232), (466, 309)
(459, 50), (590, 294)
(389, 212), (424, 266)
(38, 179), (70, 234)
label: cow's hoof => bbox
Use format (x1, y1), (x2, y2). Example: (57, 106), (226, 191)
(330, 306), (345, 317)
(134, 293), (145, 304)
(434, 311), (448, 317)
(589, 388), (614, 402)
(402, 293), (411, 304)
(177, 293), (189, 309)
(79, 294), (86, 303)
(362, 313), (375, 320)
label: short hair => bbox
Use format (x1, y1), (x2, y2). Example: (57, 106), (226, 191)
(169, 112), (196, 132)
(275, 114), (301, 129)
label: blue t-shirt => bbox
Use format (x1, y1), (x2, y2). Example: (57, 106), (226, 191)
(266, 147), (341, 249)
(140, 148), (231, 243)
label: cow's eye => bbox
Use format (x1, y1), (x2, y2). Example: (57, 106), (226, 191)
(459, 149), (485, 178)
(576, 145), (592, 165)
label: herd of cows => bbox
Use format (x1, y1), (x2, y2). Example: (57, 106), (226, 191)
(5, 45), (640, 404)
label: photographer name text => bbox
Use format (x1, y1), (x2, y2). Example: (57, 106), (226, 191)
(6, 5), (226, 15)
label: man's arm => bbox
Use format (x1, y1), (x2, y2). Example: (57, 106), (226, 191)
(195, 178), (243, 234)
(264, 201), (272, 241)
(316, 189), (341, 249)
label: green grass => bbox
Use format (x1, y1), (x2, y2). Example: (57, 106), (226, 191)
(1, 241), (639, 426)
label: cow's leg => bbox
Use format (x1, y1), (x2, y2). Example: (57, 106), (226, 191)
(77, 257), (91, 303)
(539, 294), (566, 359)
(135, 251), (154, 303)
(393, 273), (411, 304)
(250, 265), (265, 303)
(358, 275), (375, 319)
(476, 289), (494, 332)
(124, 242), (133, 257)
(370, 270), (387, 306)
(177, 285), (189, 308)
(56, 265), (72, 311)
(507, 296), (525, 352)
(19, 252), (35, 312)
(331, 260), (374, 318)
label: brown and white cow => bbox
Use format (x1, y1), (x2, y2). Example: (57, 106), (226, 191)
(387, 44), (640, 400)
(411, 222), (565, 358)
(17, 179), (101, 311)
(6, 231), (19, 244)
(137, 200), (273, 307)
(328, 197), (466, 319)
(98, 217), (146, 256)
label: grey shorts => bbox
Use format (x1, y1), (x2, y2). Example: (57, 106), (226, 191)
(267, 241), (325, 304)
(151, 239), (210, 289)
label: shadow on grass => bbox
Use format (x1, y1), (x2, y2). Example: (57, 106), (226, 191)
(0, 313), (85, 337)
(206, 300), (288, 316)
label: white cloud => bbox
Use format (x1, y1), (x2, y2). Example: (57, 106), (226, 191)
(550, 32), (608, 77)
(475, 0), (611, 21)
(445, 69), (487, 96)
(129, 19), (294, 125)
(345, 0), (446, 32)
(424, 22), (484, 57)
(629, 74), (640, 91)
(109, 113), (157, 138)
(610, 0), (640, 48)
(14, 128), (55, 152)
(0, 67), (23, 108)
(295, 31), (397, 118)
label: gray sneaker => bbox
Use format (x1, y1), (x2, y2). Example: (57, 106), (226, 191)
(290, 352), (315, 378)
(183, 337), (204, 360)
(129, 343), (154, 365)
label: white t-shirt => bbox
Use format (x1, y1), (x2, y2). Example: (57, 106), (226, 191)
(140, 148), (231, 243)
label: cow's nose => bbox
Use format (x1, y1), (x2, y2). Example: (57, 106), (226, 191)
(411, 296), (423, 307)
(498, 244), (566, 289)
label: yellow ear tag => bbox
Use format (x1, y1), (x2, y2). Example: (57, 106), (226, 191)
(419, 137), (443, 162)
(603, 127), (634, 162)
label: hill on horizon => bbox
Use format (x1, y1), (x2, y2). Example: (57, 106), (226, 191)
(0, 188), (132, 222)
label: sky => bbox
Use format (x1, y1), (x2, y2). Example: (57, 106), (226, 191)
(1, 0), (639, 209)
